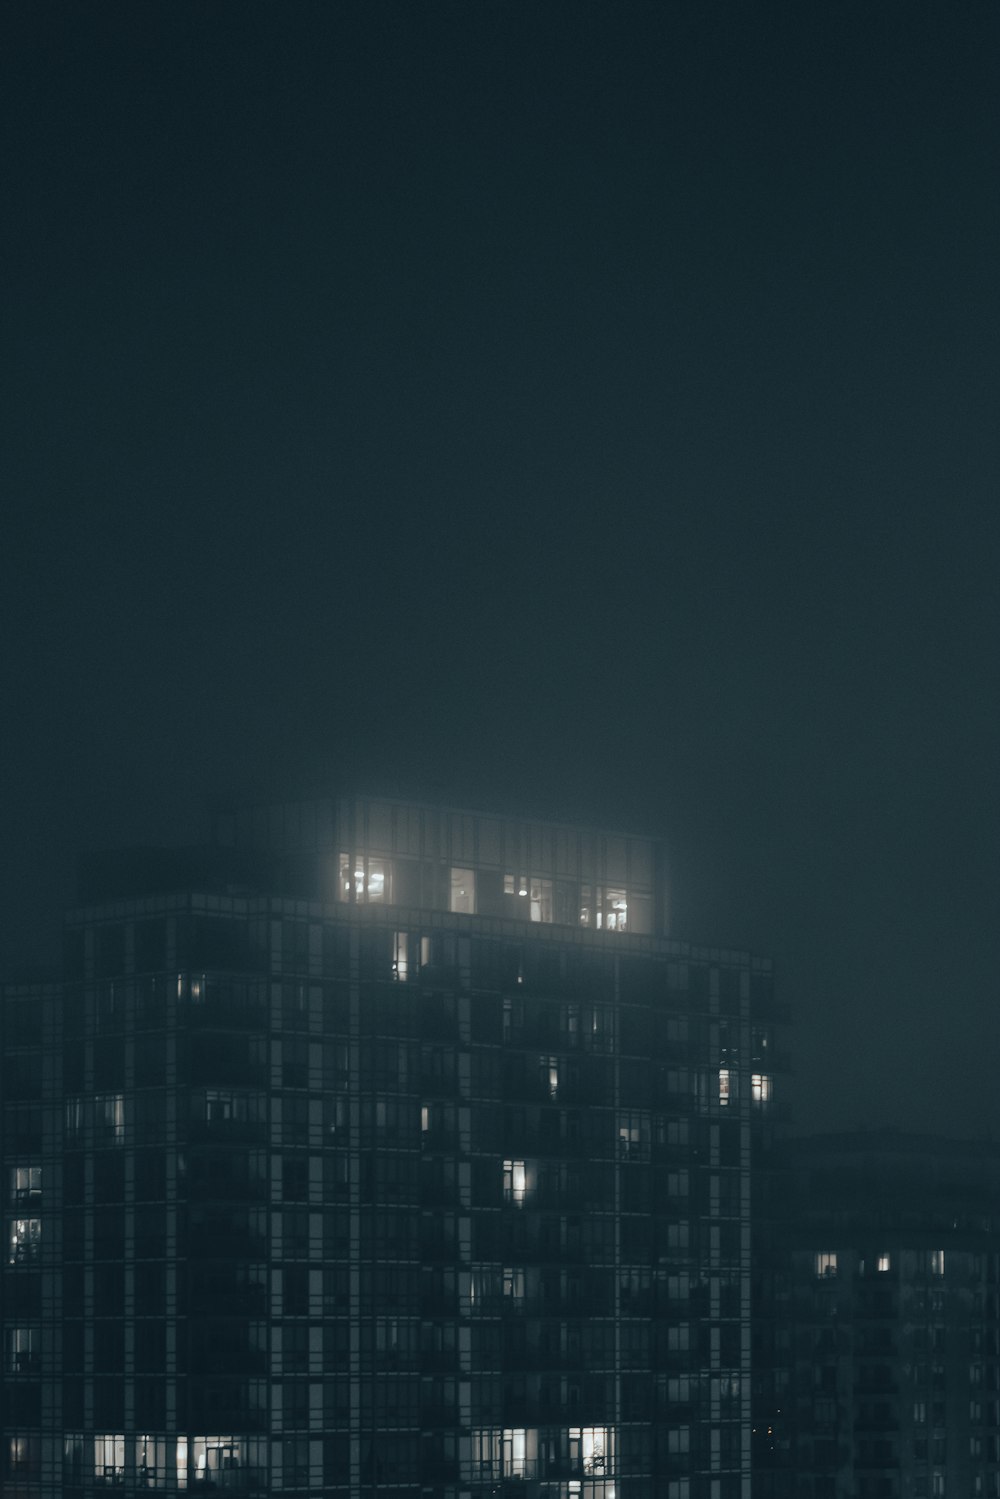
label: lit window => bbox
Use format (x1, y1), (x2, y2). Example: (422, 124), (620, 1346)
(569, 1426), (611, 1475)
(504, 874), (516, 896)
(751, 1073), (771, 1105)
(421, 1106), (430, 1133)
(7, 1436), (39, 1478)
(604, 890), (628, 931)
(503, 1159), (527, 1205)
(545, 1058), (559, 1100)
(338, 854), (391, 904)
(94, 1433), (125, 1485)
(503, 1266), (525, 1303)
(529, 878), (553, 923)
(814, 1252), (838, 1278)
(930, 1250), (945, 1277)
(618, 1115), (645, 1158)
(9, 1166), (41, 1203)
(502, 1428), (527, 1479)
(719, 1069), (730, 1105)
(450, 868), (476, 915)
(392, 931), (409, 981)
(190, 1436), (247, 1483)
(877, 1253), (891, 1273)
(135, 1435), (166, 1489)
(7, 1217), (41, 1265)
(579, 884), (592, 926)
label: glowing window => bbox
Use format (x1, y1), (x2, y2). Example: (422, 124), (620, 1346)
(529, 878), (553, 923)
(450, 868), (476, 915)
(604, 890), (628, 931)
(545, 1058), (559, 1100)
(339, 855), (390, 904)
(751, 1073), (771, 1105)
(94, 1433), (125, 1485)
(9, 1166), (40, 1203)
(814, 1252), (838, 1278)
(392, 931), (409, 981)
(135, 1435), (166, 1488)
(8, 1217), (41, 1265)
(570, 1426), (610, 1475)
(719, 1069), (730, 1105)
(367, 859), (386, 900)
(930, 1250), (945, 1277)
(503, 1266), (525, 1303)
(7, 1436), (39, 1477)
(503, 1159), (527, 1205)
(504, 874), (516, 896)
(618, 1113), (647, 1158)
(502, 1428), (527, 1478)
(190, 1436), (249, 1483)
(877, 1254), (891, 1273)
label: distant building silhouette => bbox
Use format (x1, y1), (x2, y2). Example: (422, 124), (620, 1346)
(753, 1130), (1000, 1499)
(0, 792), (784, 1497)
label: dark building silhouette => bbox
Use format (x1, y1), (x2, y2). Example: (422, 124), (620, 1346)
(0, 793), (784, 1497)
(753, 1130), (1000, 1499)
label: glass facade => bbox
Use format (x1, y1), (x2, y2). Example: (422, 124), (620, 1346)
(0, 798), (780, 1497)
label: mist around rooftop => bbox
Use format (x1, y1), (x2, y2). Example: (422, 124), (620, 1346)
(2, 2), (998, 1138)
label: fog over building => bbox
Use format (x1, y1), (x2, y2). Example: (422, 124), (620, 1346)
(0, 792), (783, 1497)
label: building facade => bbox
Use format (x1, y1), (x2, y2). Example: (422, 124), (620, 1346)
(1, 795), (782, 1498)
(753, 1131), (1000, 1499)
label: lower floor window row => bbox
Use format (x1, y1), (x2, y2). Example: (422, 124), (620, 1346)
(470, 1425), (614, 1481)
(63, 1435), (267, 1488)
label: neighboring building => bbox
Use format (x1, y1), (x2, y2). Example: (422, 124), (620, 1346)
(753, 1131), (1000, 1499)
(1, 792), (783, 1498)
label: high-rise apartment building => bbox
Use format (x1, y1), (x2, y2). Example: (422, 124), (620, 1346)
(1, 794), (783, 1498)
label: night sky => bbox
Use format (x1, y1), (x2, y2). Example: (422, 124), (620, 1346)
(3, 2), (997, 1138)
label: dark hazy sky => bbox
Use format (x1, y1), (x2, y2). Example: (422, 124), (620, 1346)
(3, 2), (997, 1137)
